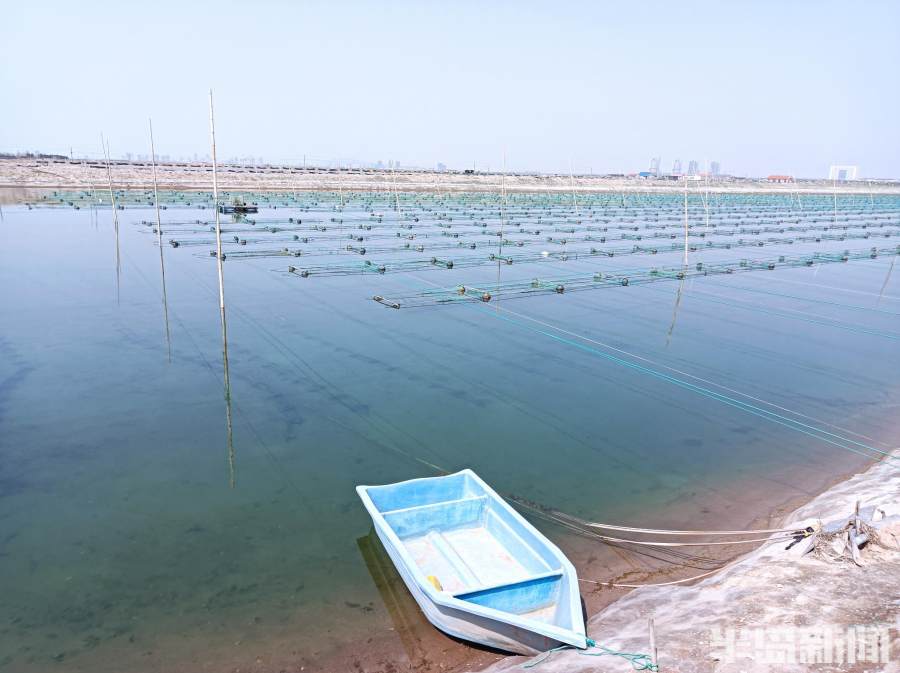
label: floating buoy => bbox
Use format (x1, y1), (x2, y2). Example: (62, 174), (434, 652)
(373, 295), (400, 309)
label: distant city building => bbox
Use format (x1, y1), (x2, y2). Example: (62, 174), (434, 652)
(672, 159), (682, 175)
(767, 175), (794, 183)
(710, 161), (721, 176)
(828, 165), (858, 181)
(436, 162), (447, 172)
(649, 157), (661, 176)
(687, 160), (699, 176)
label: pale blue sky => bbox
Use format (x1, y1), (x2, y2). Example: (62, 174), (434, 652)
(2, 1), (898, 177)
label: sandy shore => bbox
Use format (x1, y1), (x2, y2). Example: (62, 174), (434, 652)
(478, 450), (900, 673)
(2, 157), (900, 196)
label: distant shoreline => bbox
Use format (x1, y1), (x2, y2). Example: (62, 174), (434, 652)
(2, 157), (900, 196)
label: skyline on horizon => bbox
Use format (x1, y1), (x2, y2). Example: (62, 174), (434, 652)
(3, 1), (898, 179)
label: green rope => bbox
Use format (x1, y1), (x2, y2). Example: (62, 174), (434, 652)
(522, 638), (659, 671)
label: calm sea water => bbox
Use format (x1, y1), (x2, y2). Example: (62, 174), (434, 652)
(1, 193), (898, 671)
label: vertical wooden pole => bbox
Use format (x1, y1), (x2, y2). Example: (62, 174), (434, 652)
(209, 89), (225, 312)
(208, 89), (234, 489)
(649, 617), (658, 667)
(498, 151), (507, 295)
(833, 171), (838, 223)
(101, 133), (121, 304)
(100, 134), (120, 228)
(391, 162), (401, 219)
(569, 160), (578, 217)
(704, 159), (710, 232)
(683, 179), (689, 267)
(149, 118), (172, 362)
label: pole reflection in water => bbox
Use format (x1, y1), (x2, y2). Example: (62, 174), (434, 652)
(666, 277), (685, 348)
(878, 257), (895, 306)
(222, 311), (236, 489)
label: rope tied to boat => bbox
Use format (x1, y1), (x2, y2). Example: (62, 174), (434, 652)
(522, 638), (659, 671)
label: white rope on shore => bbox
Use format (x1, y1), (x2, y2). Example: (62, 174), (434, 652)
(550, 509), (808, 536)
(580, 521), (804, 535)
(583, 533), (798, 547)
(579, 557), (747, 589)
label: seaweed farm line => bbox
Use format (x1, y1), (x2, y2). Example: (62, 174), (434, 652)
(87, 188), (900, 308)
(2, 187), (899, 673)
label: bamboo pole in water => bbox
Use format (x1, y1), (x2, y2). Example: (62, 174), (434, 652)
(208, 89), (235, 488)
(101, 133), (121, 303)
(682, 178), (689, 267)
(497, 151), (507, 295)
(209, 91), (225, 312)
(391, 161), (401, 219)
(569, 160), (579, 217)
(704, 159), (710, 232)
(149, 118), (172, 362)
(832, 169), (838, 223)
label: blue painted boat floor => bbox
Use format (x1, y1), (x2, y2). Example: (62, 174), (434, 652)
(404, 525), (532, 593)
(402, 522), (559, 625)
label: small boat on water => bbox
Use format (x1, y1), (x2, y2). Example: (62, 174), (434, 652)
(356, 469), (587, 655)
(218, 203), (258, 214)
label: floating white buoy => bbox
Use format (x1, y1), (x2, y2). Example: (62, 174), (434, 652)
(541, 250), (549, 257)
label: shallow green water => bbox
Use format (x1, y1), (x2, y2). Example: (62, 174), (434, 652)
(0, 193), (898, 671)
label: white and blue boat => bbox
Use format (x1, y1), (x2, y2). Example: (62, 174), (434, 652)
(356, 469), (587, 655)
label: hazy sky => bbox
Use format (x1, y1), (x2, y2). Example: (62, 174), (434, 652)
(2, 1), (898, 177)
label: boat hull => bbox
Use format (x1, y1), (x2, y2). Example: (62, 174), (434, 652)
(358, 470), (587, 655)
(372, 524), (566, 655)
